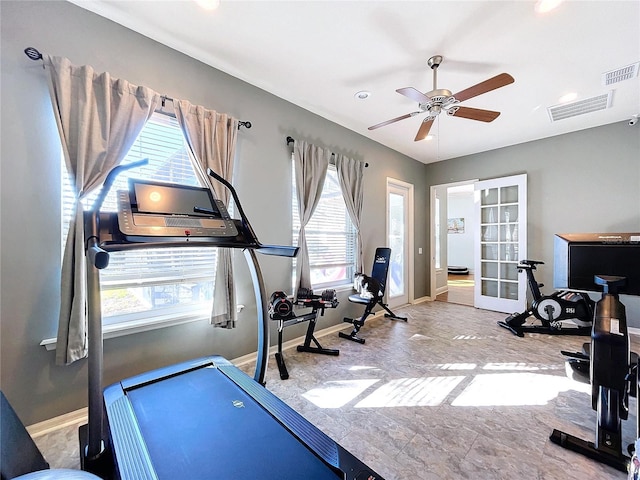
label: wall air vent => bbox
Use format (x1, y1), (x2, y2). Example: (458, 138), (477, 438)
(602, 62), (639, 86)
(547, 91), (613, 122)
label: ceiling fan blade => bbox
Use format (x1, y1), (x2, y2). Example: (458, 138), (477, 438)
(452, 73), (514, 102)
(368, 112), (419, 130)
(396, 87), (431, 104)
(414, 118), (434, 141)
(451, 106), (501, 122)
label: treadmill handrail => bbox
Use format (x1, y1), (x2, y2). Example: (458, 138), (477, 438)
(206, 168), (259, 244)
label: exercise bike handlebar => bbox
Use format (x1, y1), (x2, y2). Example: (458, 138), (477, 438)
(518, 259), (544, 268)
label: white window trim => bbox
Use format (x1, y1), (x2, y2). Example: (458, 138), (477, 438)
(40, 304), (245, 351)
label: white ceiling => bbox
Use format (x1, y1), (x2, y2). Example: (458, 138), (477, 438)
(68, 0), (640, 164)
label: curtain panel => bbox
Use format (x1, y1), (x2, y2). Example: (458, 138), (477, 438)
(293, 140), (331, 293)
(45, 55), (160, 365)
(174, 100), (239, 328)
(335, 154), (365, 272)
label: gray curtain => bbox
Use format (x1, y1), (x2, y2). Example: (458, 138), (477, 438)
(46, 55), (160, 365)
(174, 100), (239, 328)
(293, 140), (330, 292)
(335, 154), (365, 272)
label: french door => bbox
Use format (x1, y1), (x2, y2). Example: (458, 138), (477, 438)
(387, 178), (413, 308)
(474, 174), (527, 313)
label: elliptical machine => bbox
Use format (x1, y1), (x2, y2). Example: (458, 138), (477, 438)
(498, 260), (595, 337)
(550, 275), (635, 473)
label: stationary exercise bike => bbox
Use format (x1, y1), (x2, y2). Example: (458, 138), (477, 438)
(498, 260), (595, 337)
(550, 275), (636, 473)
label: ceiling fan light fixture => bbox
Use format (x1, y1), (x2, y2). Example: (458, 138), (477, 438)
(354, 90), (371, 100)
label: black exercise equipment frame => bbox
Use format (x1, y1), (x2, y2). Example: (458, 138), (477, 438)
(498, 259), (594, 337)
(80, 160), (298, 476)
(271, 291), (339, 380)
(550, 275), (636, 473)
(340, 247), (407, 345)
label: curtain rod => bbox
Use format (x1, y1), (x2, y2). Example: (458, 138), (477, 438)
(286, 136), (368, 167)
(24, 47), (251, 131)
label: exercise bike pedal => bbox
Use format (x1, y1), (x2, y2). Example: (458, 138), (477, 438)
(339, 331), (365, 344)
(497, 320), (524, 337)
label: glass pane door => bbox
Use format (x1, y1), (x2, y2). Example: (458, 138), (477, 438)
(474, 174), (527, 313)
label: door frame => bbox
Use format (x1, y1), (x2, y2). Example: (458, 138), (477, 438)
(429, 179), (477, 300)
(386, 177), (414, 307)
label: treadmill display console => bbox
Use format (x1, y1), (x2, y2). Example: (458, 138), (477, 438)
(117, 179), (238, 239)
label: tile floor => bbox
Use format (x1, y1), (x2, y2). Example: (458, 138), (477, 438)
(34, 301), (637, 479)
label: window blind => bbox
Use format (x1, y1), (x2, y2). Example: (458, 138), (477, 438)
(62, 112), (217, 322)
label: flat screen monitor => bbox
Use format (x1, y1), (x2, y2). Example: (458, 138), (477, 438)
(554, 233), (640, 296)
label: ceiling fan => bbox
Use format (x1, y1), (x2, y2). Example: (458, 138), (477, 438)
(369, 55), (515, 141)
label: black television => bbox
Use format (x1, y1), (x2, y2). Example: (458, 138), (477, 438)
(554, 233), (640, 296)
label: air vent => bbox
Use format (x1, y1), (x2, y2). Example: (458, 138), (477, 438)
(547, 92), (613, 122)
(602, 62), (639, 86)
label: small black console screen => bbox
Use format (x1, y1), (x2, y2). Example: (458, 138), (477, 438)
(133, 181), (221, 218)
(117, 179), (238, 240)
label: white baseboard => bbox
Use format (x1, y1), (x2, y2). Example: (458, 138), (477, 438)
(436, 285), (448, 295)
(412, 296), (432, 304)
(27, 407), (88, 438)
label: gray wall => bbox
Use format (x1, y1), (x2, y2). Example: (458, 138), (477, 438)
(0, 0), (428, 425)
(425, 123), (640, 321)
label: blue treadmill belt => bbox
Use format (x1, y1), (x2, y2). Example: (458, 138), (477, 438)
(125, 366), (340, 479)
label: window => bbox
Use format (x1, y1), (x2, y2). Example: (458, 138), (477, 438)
(62, 112), (218, 327)
(291, 157), (357, 290)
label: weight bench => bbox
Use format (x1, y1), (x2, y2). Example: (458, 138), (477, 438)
(339, 247), (407, 344)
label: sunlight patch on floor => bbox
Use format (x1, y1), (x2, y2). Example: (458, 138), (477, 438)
(355, 376), (465, 408)
(409, 334), (434, 340)
(451, 372), (579, 406)
(452, 334), (498, 340)
(436, 363), (477, 370)
(302, 379), (380, 408)
(482, 362), (561, 371)
(348, 365), (381, 372)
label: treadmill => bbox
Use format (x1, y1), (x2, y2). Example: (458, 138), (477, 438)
(81, 161), (384, 479)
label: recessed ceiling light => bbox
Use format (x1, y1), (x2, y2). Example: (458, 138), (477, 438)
(425, 135), (435, 141)
(535, 0), (563, 14)
(559, 92), (578, 103)
(354, 91), (371, 100)
(195, 0), (220, 10)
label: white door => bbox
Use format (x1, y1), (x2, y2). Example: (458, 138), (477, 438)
(387, 178), (413, 307)
(474, 174), (527, 313)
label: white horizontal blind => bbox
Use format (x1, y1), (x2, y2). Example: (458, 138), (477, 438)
(62, 112), (217, 323)
(292, 157), (357, 289)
